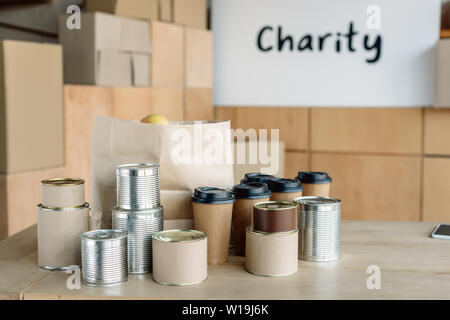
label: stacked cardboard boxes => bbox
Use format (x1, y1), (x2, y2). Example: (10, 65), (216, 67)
(0, 40), (65, 239)
(0, 0), (212, 239)
(0, 0), (83, 43)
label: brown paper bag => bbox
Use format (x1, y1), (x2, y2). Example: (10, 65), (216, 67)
(91, 117), (235, 229)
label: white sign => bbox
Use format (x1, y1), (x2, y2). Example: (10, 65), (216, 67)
(212, 0), (441, 107)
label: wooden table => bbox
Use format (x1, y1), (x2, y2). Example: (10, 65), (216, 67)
(1, 221), (449, 300)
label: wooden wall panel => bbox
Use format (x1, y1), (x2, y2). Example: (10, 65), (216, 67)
(311, 108), (423, 154)
(423, 157), (450, 222)
(233, 141), (285, 185)
(0, 166), (67, 239)
(112, 87), (184, 122)
(215, 107), (309, 151)
(424, 108), (450, 155)
(285, 152), (309, 180)
(185, 88), (213, 121)
(65, 85), (113, 202)
(311, 153), (421, 221)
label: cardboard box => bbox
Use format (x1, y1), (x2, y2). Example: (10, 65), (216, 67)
(0, 0), (82, 36)
(185, 27), (212, 87)
(0, 166), (67, 239)
(150, 20), (184, 87)
(435, 39), (450, 108)
(159, 0), (172, 22)
(85, 0), (158, 21)
(59, 12), (151, 86)
(173, 0), (206, 29)
(185, 88), (213, 121)
(0, 25), (56, 43)
(0, 40), (64, 173)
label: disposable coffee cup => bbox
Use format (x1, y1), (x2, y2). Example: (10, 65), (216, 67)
(231, 182), (271, 256)
(268, 178), (303, 202)
(241, 173), (274, 184)
(192, 187), (236, 265)
(296, 172), (332, 197)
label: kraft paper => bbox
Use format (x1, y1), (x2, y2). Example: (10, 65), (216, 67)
(193, 202), (233, 265)
(91, 117), (234, 229)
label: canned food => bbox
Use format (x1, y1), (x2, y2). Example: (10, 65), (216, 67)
(253, 201), (297, 233)
(152, 229), (207, 286)
(41, 178), (85, 208)
(116, 164), (160, 210)
(81, 229), (128, 287)
(294, 196), (341, 262)
(112, 206), (163, 274)
(37, 203), (89, 270)
(245, 227), (298, 277)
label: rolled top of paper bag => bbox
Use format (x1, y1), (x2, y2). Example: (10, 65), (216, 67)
(296, 171), (332, 184)
(192, 187), (236, 204)
(242, 173), (274, 184)
(267, 178), (304, 193)
(232, 182), (271, 199)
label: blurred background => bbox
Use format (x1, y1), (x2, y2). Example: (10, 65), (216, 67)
(0, 0), (449, 239)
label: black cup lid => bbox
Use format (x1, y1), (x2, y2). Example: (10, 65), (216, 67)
(232, 182), (272, 199)
(296, 171), (332, 184)
(192, 187), (236, 204)
(242, 173), (274, 184)
(268, 178), (304, 193)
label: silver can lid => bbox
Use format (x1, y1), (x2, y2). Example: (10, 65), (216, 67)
(116, 164), (159, 177)
(294, 196), (342, 210)
(153, 229), (207, 243)
(254, 201), (296, 211)
(41, 177), (84, 186)
(81, 229), (127, 241)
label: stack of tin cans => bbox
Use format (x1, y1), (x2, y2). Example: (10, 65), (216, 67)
(294, 196), (341, 262)
(245, 201), (299, 277)
(112, 164), (164, 274)
(37, 178), (89, 270)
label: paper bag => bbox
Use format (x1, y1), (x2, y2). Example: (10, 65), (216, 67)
(91, 117), (235, 229)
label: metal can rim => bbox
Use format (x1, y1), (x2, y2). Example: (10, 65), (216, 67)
(246, 226), (298, 235)
(253, 201), (296, 211)
(37, 202), (89, 212)
(116, 163), (159, 177)
(152, 229), (207, 243)
(81, 229), (128, 241)
(113, 206), (163, 214)
(293, 196), (342, 208)
(41, 177), (85, 186)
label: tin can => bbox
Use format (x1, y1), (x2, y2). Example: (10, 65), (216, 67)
(116, 164), (160, 210)
(112, 206), (163, 274)
(37, 203), (89, 270)
(253, 201), (297, 233)
(81, 229), (128, 287)
(152, 229), (207, 286)
(41, 178), (85, 208)
(294, 196), (341, 262)
(245, 227), (298, 277)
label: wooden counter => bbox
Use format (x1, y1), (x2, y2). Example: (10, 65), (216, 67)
(1, 221), (449, 300)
